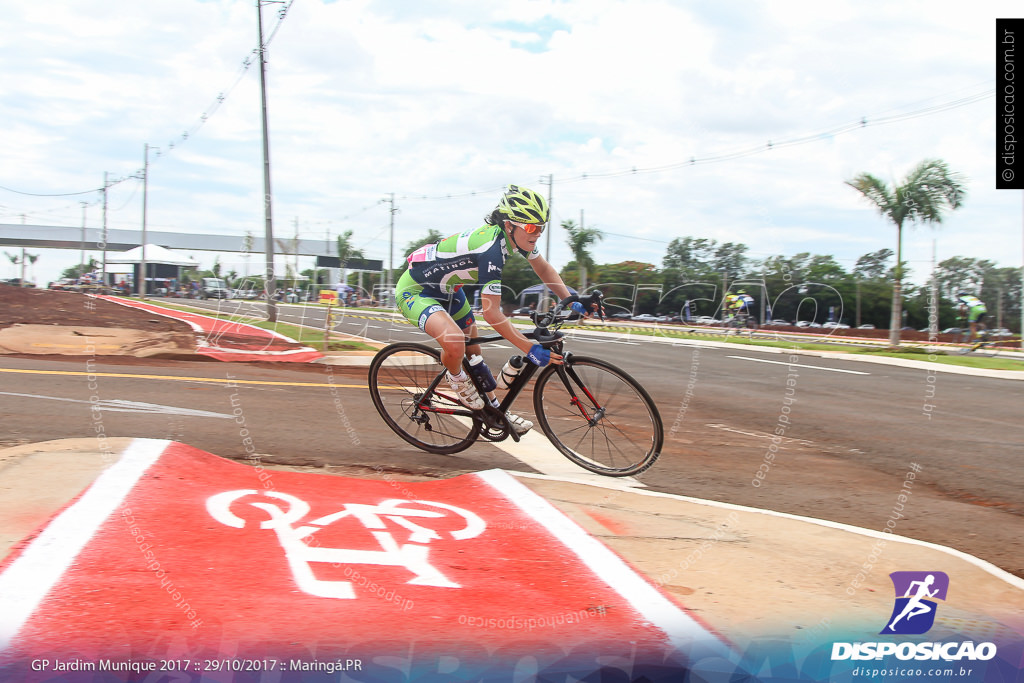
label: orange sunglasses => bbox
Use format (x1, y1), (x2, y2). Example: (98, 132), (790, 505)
(508, 219), (545, 234)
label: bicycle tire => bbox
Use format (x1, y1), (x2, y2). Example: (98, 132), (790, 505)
(954, 326), (1001, 357)
(533, 356), (663, 477)
(367, 342), (480, 454)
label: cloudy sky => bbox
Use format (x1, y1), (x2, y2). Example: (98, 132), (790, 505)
(0, 0), (1019, 287)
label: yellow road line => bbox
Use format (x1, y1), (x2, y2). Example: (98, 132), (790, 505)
(0, 367), (366, 389)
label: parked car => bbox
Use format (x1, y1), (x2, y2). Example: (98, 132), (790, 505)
(610, 312), (632, 319)
(991, 328), (1015, 337)
(762, 319), (791, 327)
(694, 316), (719, 325)
(795, 320), (821, 328)
(200, 277), (231, 299)
(822, 322), (850, 329)
(857, 324), (876, 329)
(631, 313), (658, 322)
(511, 306), (534, 315)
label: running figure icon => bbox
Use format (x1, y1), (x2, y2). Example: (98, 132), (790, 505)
(881, 571), (949, 635)
(887, 574), (938, 631)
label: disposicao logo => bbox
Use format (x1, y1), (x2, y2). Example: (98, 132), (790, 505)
(881, 571), (949, 635)
(831, 571), (997, 663)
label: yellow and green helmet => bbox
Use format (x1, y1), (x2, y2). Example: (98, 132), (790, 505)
(497, 185), (549, 224)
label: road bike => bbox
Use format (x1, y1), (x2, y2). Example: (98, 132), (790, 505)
(367, 294), (663, 477)
(954, 318), (1001, 357)
(726, 309), (759, 337)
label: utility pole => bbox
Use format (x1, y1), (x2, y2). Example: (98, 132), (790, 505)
(385, 192), (396, 306)
(930, 238), (939, 337)
(855, 277), (861, 328)
(101, 172), (109, 288)
(293, 216), (300, 282)
(80, 202), (87, 276)
(539, 174), (553, 311)
(257, 0), (282, 322)
(140, 143), (151, 299)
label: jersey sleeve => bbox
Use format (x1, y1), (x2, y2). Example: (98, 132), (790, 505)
(477, 237), (507, 296)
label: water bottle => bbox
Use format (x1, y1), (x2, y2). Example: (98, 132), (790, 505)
(467, 354), (497, 392)
(497, 355), (524, 389)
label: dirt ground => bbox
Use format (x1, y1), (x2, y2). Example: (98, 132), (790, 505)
(0, 285), (324, 357)
(0, 285), (194, 333)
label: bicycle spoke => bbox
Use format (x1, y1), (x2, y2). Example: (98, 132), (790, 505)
(535, 358), (663, 477)
(369, 343), (479, 454)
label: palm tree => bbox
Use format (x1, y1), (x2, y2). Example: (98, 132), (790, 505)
(336, 229), (366, 289)
(26, 253), (39, 284)
(336, 229), (365, 266)
(563, 219), (604, 292)
(4, 251), (20, 278)
(846, 159), (966, 346)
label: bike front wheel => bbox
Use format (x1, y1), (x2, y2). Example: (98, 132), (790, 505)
(367, 343), (480, 454)
(533, 356), (663, 477)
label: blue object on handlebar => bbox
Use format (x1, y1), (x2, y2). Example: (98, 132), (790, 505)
(526, 344), (551, 366)
(570, 302), (587, 316)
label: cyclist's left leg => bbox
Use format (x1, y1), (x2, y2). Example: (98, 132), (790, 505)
(397, 275), (483, 409)
(451, 294), (533, 436)
(969, 309), (986, 342)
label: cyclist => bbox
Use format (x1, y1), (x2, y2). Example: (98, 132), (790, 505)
(956, 291), (987, 341)
(396, 185), (585, 434)
(724, 289), (756, 329)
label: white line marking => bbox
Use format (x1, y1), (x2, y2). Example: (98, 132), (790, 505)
(705, 423), (814, 446)
(0, 438), (169, 651)
(476, 469), (732, 654)
(483, 426), (644, 487)
(726, 355), (870, 375)
(0, 392), (234, 419)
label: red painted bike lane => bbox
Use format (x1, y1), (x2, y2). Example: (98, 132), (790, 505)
(94, 296), (323, 362)
(0, 440), (738, 681)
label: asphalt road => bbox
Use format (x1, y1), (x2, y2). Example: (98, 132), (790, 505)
(1, 300), (1022, 579)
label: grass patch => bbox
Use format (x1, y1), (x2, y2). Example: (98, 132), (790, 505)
(139, 300), (380, 352)
(850, 346), (1024, 371)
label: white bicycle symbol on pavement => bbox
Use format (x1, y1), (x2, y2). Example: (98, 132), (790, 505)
(206, 490), (486, 599)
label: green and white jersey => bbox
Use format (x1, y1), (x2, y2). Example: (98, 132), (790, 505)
(405, 224), (539, 296)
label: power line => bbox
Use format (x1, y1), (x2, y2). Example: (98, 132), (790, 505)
(0, 1), (300, 201)
(398, 85), (993, 200)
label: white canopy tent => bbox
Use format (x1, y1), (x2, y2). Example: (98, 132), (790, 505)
(106, 244), (201, 294)
(107, 244), (200, 267)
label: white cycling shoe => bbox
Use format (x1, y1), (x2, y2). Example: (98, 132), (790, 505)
(506, 412), (533, 436)
(447, 372), (485, 410)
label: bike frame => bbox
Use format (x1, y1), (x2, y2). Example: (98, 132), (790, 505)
(409, 330), (600, 443)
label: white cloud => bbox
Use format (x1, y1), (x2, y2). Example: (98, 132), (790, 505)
(0, 0), (1019, 287)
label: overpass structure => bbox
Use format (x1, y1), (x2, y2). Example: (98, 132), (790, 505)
(0, 223), (337, 257)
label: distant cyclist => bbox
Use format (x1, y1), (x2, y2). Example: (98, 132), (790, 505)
(724, 289), (756, 326)
(956, 291), (987, 341)
(396, 185), (585, 435)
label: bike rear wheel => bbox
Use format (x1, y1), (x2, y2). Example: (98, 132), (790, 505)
(955, 326), (1001, 357)
(367, 343), (480, 454)
(533, 356), (663, 476)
